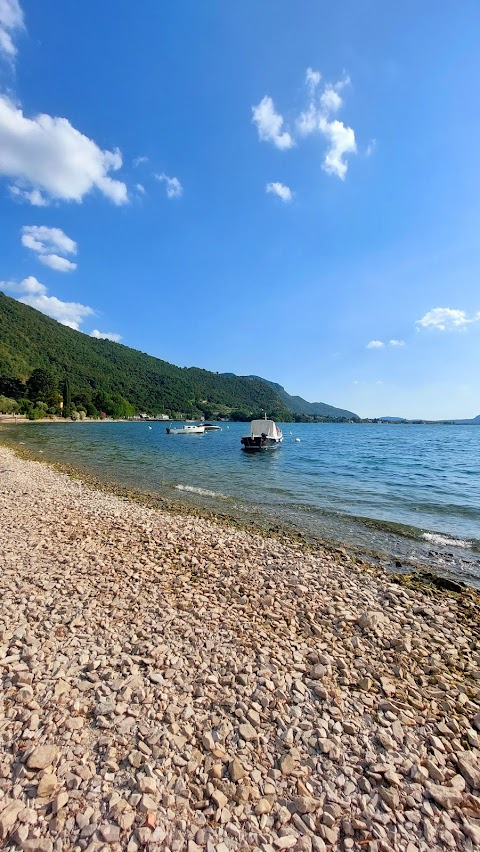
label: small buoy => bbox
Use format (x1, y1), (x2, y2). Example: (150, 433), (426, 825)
(148, 426), (152, 430)
(295, 437), (301, 442)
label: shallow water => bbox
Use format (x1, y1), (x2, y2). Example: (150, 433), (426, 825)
(2, 421), (479, 587)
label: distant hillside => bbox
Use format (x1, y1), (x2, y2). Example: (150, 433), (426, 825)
(0, 292), (290, 419)
(450, 415), (480, 424)
(248, 377), (360, 420)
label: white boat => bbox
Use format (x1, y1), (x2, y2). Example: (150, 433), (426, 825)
(166, 423), (205, 435)
(241, 416), (283, 451)
(203, 423), (222, 431)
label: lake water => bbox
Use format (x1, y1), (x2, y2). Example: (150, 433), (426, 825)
(2, 421), (479, 588)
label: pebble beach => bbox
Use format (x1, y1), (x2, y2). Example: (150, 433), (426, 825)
(0, 446), (479, 852)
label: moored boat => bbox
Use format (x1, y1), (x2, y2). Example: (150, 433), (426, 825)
(166, 423), (205, 435)
(241, 416), (283, 451)
(203, 423), (222, 431)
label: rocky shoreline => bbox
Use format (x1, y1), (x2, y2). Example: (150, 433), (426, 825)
(0, 447), (479, 851)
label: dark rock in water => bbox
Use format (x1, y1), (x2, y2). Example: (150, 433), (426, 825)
(421, 572), (466, 593)
(395, 560), (402, 568)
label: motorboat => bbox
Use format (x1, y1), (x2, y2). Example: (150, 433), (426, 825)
(241, 416), (283, 451)
(166, 423), (205, 435)
(203, 423), (222, 431)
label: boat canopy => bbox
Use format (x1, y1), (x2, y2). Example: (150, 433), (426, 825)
(250, 419), (279, 438)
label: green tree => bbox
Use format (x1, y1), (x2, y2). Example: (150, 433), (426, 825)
(0, 376), (26, 399)
(63, 377), (72, 418)
(0, 395), (19, 414)
(26, 368), (58, 405)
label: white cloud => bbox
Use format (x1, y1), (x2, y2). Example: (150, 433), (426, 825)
(90, 329), (122, 342)
(21, 225), (77, 272)
(10, 185), (48, 206)
(252, 71), (358, 179)
(133, 155), (148, 167)
(266, 181), (292, 202)
(296, 72), (357, 180)
(252, 96), (294, 150)
(0, 0), (23, 61)
(318, 116), (356, 180)
(296, 103), (318, 136)
(22, 225), (77, 255)
(366, 138), (376, 157)
(0, 96), (128, 205)
(2, 276), (94, 330)
(3, 274), (46, 295)
(155, 172), (183, 199)
(39, 254), (77, 272)
(320, 86), (343, 114)
(306, 67), (321, 91)
(136, 183), (145, 194)
(416, 307), (480, 331)
(366, 338), (406, 349)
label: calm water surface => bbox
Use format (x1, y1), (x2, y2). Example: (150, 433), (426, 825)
(2, 421), (479, 587)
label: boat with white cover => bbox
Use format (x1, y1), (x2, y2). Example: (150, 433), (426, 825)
(241, 416), (283, 452)
(166, 423), (205, 435)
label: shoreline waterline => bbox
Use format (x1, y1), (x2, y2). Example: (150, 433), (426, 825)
(1, 439), (480, 608)
(1, 421), (479, 590)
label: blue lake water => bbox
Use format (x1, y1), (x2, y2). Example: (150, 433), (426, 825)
(2, 421), (479, 587)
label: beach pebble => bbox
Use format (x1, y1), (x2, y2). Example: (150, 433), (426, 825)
(0, 446), (478, 852)
(27, 745), (59, 770)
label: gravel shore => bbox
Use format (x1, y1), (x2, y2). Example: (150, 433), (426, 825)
(0, 446), (479, 852)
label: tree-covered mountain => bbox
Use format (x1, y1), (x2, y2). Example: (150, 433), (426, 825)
(0, 292), (290, 420)
(0, 292), (361, 421)
(245, 376), (360, 420)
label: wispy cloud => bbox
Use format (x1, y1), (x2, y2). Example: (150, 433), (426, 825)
(416, 307), (480, 331)
(90, 329), (122, 342)
(136, 183), (145, 195)
(133, 155), (149, 168)
(297, 70), (356, 179)
(0, 96), (128, 205)
(0, 0), (24, 62)
(305, 67), (321, 92)
(367, 338), (406, 349)
(155, 172), (183, 199)
(10, 186), (48, 206)
(253, 69), (358, 180)
(21, 225), (77, 272)
(2, 276), (94, 329)
(252, 96), (294, 150)
(266, 181), (292, 202)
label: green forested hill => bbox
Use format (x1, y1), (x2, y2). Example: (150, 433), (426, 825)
(247, 377), (359, 420)
(0, 292), (290, 419)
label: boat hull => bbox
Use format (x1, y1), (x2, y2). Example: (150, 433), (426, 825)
(166, 426), (205, 435)
(241, 436), (282, 452)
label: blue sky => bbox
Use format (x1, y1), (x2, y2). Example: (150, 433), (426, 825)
(1, 0), (479, 419)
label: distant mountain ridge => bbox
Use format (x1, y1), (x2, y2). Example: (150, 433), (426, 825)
(0, 292), (290, 419)
(222, 374), (359, 420)
(451, 415), (480, 424)
(378, 415), (480, 424)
